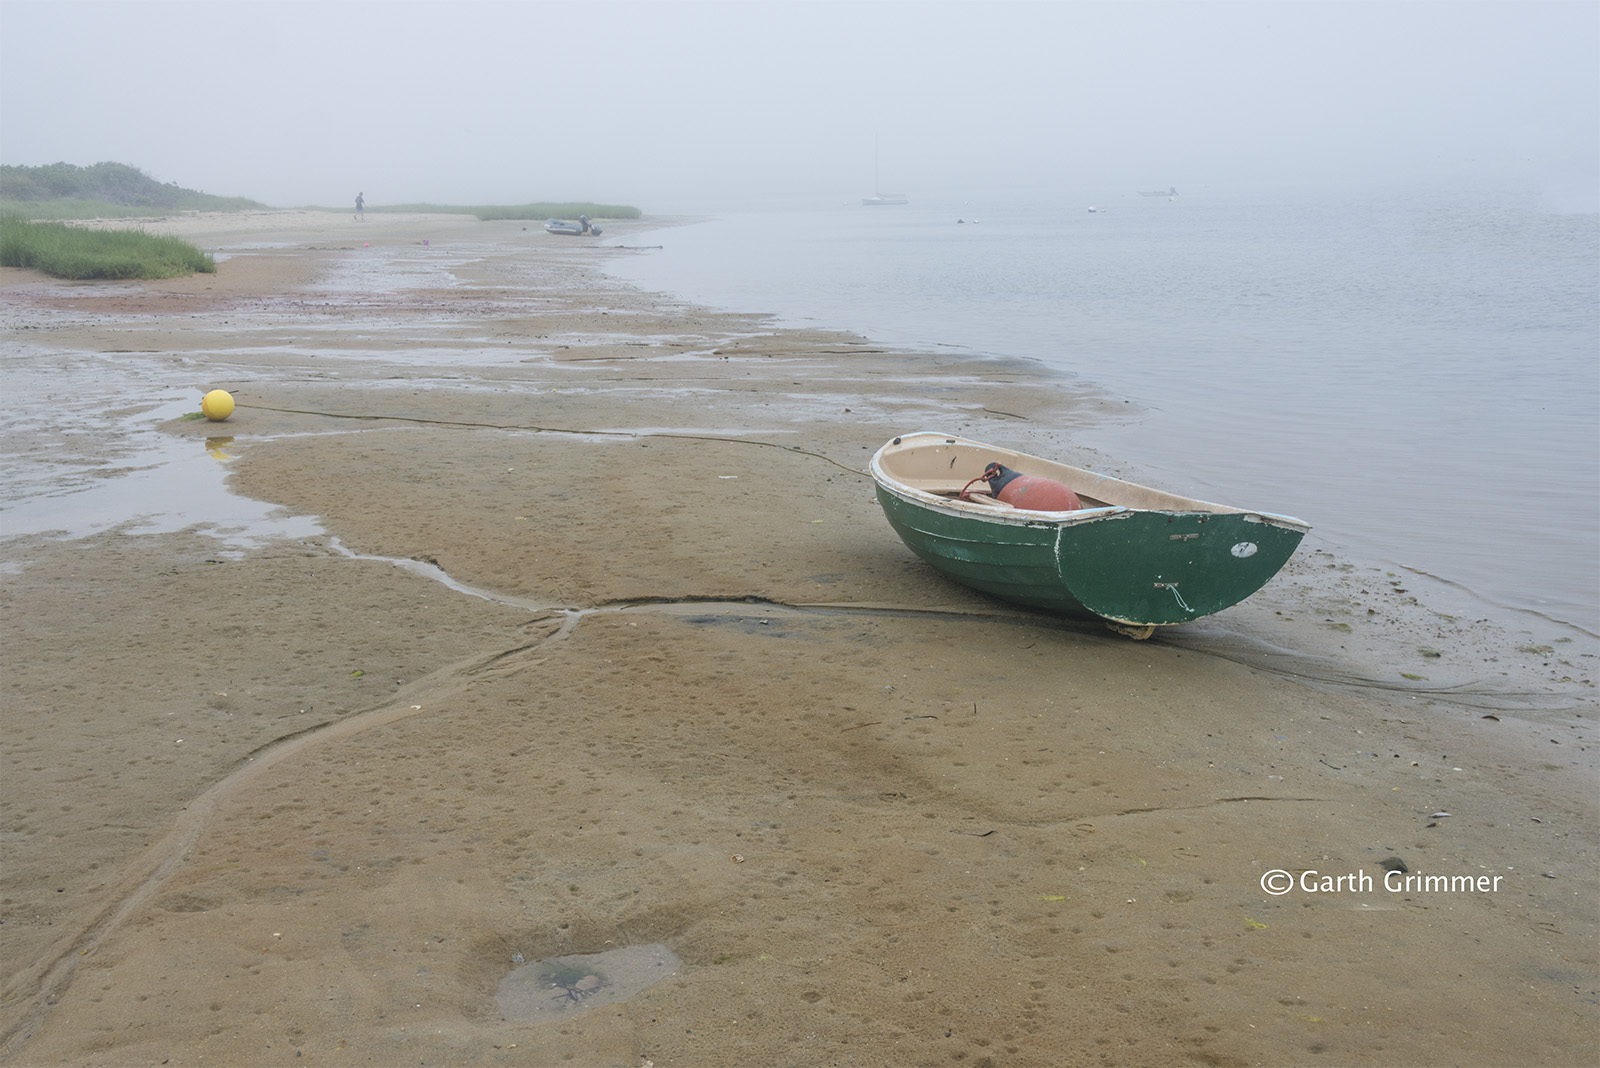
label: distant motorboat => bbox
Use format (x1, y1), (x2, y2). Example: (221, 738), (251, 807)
(544, 214), (602, 236)
(1139, 186), (1180, 199)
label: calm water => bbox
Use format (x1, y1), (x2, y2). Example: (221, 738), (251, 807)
(607, 189), (1600, 634)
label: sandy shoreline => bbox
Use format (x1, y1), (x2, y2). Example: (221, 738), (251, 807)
(1, 210), (1595, 1066)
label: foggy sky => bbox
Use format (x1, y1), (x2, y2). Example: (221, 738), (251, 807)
(2, 0), (1596, 211)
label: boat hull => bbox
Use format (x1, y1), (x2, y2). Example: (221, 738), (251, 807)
(544, 215), (601, 236)
(871, 433), (1308, 629)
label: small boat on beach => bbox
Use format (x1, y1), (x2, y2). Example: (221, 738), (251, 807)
(544, 215), (602, 236)
(869, 432), (1310, 637)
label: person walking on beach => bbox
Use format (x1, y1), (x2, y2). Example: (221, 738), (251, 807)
(355, 192), (365, 220)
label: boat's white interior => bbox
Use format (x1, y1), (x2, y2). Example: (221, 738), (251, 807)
(873, 432), (1240, 514)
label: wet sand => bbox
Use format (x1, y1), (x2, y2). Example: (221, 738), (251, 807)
(1, 211), (1595, 1067)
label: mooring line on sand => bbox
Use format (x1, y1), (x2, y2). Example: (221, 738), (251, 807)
(234, 405), (872, 475)
(324, 534), (1581, 714)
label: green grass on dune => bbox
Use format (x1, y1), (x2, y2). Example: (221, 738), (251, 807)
(1, 162), (641, 224)
(0, 162), (268, 218)
(356, 202), (642, 221)
(0, 215), (216, 279)
(1, 159), (640, 278)
(0, 198), (644, 223)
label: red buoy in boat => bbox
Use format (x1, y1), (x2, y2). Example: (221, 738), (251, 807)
(982, 462), (1083, 511)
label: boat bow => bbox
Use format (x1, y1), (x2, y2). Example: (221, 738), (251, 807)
(1049, 508), (1306, 627)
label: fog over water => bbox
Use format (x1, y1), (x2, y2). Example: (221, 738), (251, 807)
(3, 2), (1596, 632)
(2, 1), (1596, 212)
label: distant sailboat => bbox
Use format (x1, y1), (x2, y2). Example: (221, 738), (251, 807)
(863, 137), (908, 206)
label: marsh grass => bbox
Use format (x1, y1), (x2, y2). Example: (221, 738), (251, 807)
(1, 216), (216, 279)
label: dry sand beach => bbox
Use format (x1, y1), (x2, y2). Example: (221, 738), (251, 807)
(1, 211), (1595, 1067)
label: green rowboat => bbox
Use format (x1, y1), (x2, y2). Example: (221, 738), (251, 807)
(870, 432), (1310, 637)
